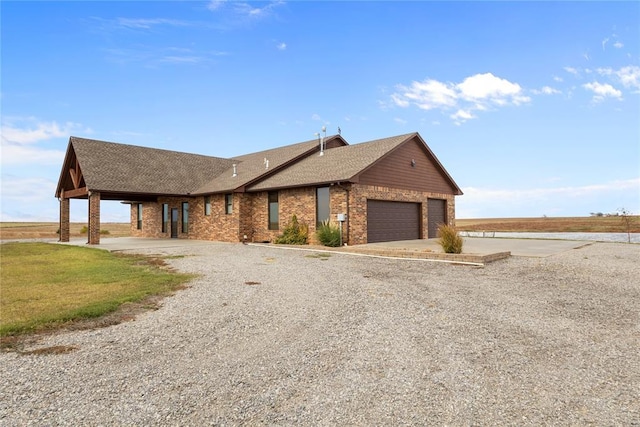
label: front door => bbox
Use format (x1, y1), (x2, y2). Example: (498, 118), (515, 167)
(171, 208), (179, 238)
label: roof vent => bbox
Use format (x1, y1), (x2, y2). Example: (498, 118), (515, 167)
(264, 158), (269, 169)
(232, 164), (237, 177)
(316, 125), (327, 156)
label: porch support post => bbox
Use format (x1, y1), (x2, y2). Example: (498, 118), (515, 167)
(87, 191), (101, 245)
(59, 198), (70, 242)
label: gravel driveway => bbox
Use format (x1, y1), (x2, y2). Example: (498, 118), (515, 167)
(2, 242), (639, 426)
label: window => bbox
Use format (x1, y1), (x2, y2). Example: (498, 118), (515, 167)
(316, 187), (330, 226)
(182, 202), (189, 233)
(204, 196), (211, 216)
(137, 203), (143, 230)
(268, 191), (279, 230)
(162, 204), (169, 233)
(225, 194), (233, 214)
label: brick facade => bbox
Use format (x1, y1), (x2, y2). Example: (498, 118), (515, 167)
(59, 198), (70, 242)
(88, 191), (101, 244)
(129, 183), (455, 246)
(131, 195), (244, 242)
(348, 184), (455, 245)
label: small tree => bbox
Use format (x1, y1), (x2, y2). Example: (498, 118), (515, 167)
(618, 208), (634, 243)
(274, 215), (308, 245)
(437, 224), (463, 254)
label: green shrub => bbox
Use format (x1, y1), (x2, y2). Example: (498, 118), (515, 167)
(100, 229), (110, 235)
(438, 224), (463, 254)
(274, 215), (308, 245)
(316, 219), (341, 247)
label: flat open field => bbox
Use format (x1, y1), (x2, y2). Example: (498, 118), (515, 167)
(1, 217), (638, 240)
(0, 222), (130, 240)
(456, 216), (640, 233)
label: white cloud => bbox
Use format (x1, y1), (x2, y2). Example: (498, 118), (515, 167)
(553, 76), (563, 82)
(602, 37), (609, 50)
(392, 79), (457, 110)
(207, 0), (226, 11)
(613, 41), (624, 49)
(390, 73), (530, 124)
(115, 18), (191, 30)
(1, 118), (84, 144)
(160, 55), (204, 63)
(457, 178), (640, 218)
(232, 1), (285, 18)
(277, 42), (287, 51)
(614, 65), (640, 89)
(393, 117), (408, 125)
(0, 175), (130, 222)
(1, 144), (65, 166)
(311, 113), (322, 121)
(0, 176), (57, 204)
(532, 86), (561, 95)
(0, 118), (88, 165)
(564, 66), (579, 75)
(449, 109), (475, 125)
(456, 73), (529, 105)
(583, 81), (623, 102)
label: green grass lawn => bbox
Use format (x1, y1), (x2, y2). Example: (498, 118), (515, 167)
(0, 242), (194, 336)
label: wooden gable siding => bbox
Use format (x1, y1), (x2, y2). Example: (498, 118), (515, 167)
(324, 139), (345, 150)
(357, 138), (456, 194)
(57, 144), (88, 197)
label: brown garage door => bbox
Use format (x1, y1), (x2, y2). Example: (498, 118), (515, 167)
(367, 200), (420, 243)
(427, 198), (446, 238)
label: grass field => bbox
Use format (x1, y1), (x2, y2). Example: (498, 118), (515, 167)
(1, 217), (638, 239)
(0, 222), (131, 240)
(0, 242), (193, 338)
(456, 216), (640, 233)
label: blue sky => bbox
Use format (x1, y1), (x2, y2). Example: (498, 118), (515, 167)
(1, 1), (639, 222)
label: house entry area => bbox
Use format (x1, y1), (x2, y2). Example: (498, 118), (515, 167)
(367, 200), (421, 243)
(171, 208), (179, 238)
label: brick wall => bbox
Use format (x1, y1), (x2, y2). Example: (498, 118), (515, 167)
(126, 185), (457, 245)
(238, 193), (253, 242)
(349, 184), (456, 245)
(130, 197), (191, 239)
(246, 188), (317, 243)
(189, 194), (241, 242)
(88, 191), (101, 244)
(59, 198), (70, 242)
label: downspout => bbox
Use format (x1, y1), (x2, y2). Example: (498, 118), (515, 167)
(334, 182), (350, 245)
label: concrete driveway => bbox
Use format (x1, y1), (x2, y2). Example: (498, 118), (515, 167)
(361, 237), (592, 257)
(57, 236), (591, 258)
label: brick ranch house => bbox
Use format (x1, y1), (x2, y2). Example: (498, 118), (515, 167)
(55, 132), (462, 245)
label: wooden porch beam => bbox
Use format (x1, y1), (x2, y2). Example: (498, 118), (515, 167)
(63, 187), (88, 198)
(69, 158), (83, 189)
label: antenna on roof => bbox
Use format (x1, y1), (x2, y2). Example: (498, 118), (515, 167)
(338, 126), (341, 135)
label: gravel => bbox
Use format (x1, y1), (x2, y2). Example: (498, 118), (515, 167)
(1, 242), (639, 426)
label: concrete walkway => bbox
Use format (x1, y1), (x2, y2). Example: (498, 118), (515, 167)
(57, 236), (592, 258)
(361, 237), (592, 257)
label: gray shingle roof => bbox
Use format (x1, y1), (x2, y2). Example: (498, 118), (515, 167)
(192, 135), (345, 194)
(247, 133), (417, 191)
(63, 137), (234, 196)
(56, 132), (459, 199)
